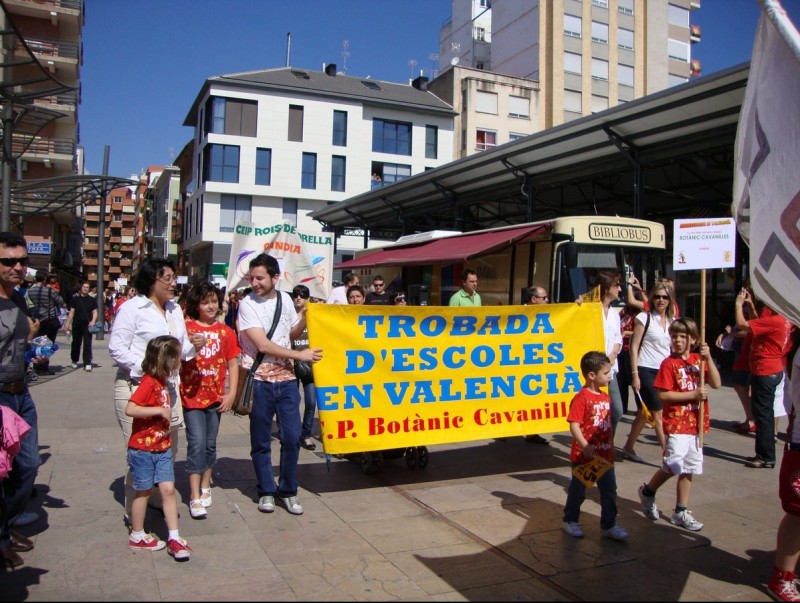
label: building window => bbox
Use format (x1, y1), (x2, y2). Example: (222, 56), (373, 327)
(282, 198), (297, 224)
(382, 162), (411, 185)
(476, 90), (498, 114)
(476, 27), (486, 42)
(564, 89), (582, 113)
(618, 27), (634, 50)
(205, 97), (257, 137)
(591, 21), (609, 44)
(480, 0), (491, 7)
(332, 110), (348, 146)
(219, 194), (251, 232)
(591, 58), (609, 80)
(618, 64), (634, 87)
(476, 61), (485, 70)
(592, 0), (609, 7)
(255, 148), (271, 185)
(302, 152), (317, 189)
(618, 0), (634, 15)
(476, 129), (497, 151)
(591, 95), (609, 113)
(331, 155), (346, 192)
(668, 4), (689, 27)
(203, 144), (239, 183)
(564, 51), (582, 75)
(668, 73), (689, 87)
(425, 125), (438, 159)
(564, 14), (582, 38)
(668, 39), (690, 62)
(372, 119), (412, 155)
(508, 95), (530, 118)
(289, 105), (304, 142)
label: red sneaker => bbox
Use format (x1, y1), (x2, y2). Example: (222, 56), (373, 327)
(167, 538), (191, 561)
(129, 533), (166, 552)
(769, 568), (800, 602)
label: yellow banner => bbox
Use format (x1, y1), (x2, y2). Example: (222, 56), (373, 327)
(307, 303), (604, 454)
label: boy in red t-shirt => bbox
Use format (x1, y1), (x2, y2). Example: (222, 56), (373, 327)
(562, 351), (628, 541)
(637, 317), (721, 531)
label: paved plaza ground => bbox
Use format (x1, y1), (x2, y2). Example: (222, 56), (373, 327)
(0, 336), (786, 601)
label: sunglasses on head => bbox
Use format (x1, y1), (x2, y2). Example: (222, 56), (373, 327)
(0, 256), (29, 267)
(395, 295), (406, 302)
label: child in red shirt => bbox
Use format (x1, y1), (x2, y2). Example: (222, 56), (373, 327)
(562, 351), (628, 541)
(126, 335), (191, 560)
(637, 317), (721, 531)
(180, 283), (241, 519)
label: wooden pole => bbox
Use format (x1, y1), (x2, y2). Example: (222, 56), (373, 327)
(699, 269), (706, 448)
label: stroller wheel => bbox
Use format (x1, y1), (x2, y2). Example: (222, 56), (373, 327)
(405, 447), (418, 469)
(417, 446), (429, 469)
(360, 452), (377, 474)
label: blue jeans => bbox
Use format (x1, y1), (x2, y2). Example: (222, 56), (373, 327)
(751, 371), (783, 463)
(0, 389), (39, 524)
(249, 380), (301, 498)
(563, 465), (618, 530)
(299, 380), (317, 440)
(184, 405), (221, 474)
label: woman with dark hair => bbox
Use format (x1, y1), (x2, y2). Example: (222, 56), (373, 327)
(622, 280), (676, 462)
(346, 285), (366, 305)
(291, 284), (318, 450)
(109, 257), (205, 527)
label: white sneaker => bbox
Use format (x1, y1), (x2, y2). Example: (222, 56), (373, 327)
(281, 496), (304, 515)
(561, 521), (584, 538)
(638, 484), (659, 520)
(189, 500), (207, 519)
(70, 363), (78, 369)
(258, 495), (275, 513)
(84, 365), (92, 372)
(601, 524), (629, 541)
(670, 509), (703, 531)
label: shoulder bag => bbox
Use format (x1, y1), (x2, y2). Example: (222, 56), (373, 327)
(233, 292), (282, 416)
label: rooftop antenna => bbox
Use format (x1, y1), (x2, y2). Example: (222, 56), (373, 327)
(408, 58), (418, 81)
(285, 32), (292, 67)
(341, 40), (350, 74)
(428, 52), (439, 79)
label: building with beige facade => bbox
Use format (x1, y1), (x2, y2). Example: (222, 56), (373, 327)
(439, 0), (701, 129)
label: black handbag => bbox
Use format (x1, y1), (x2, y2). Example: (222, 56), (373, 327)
(294, 359), (313, 383)
(232, 293), (282, 416)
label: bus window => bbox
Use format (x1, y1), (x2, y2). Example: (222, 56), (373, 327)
(555, 244), (622, 302)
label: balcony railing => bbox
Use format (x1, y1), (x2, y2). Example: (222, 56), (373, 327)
(15, 136), (74, 157)
(17, 36), (80, 61)
(32, 90), (79, 110)
(13, 0), (83, 10)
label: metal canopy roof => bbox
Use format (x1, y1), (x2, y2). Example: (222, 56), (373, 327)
(310, 63), (750, 237)
(11, 175), (140, 216)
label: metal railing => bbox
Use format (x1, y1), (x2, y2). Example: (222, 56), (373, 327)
(18, 37), (80, 61)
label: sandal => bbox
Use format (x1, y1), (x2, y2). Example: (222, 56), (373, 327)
(189, 499), (207, 519)
(621, 448), (644, 463)
(300, 438), (317, 451)
(0, 547), (23, 569)
(199, 488), (212, 508)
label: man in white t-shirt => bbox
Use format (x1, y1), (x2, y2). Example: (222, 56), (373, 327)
(238, 253), (322, 516)
(326, 272), (359, 304)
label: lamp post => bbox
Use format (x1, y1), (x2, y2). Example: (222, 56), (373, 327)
(95, 145), (109, 341)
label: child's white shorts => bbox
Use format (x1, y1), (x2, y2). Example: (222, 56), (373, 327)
(662, 433), (703, 475)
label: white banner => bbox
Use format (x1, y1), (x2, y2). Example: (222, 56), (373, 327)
(225, 221), (334, 300)
(732, 0), (800, 325)
(672, 218), (736, 271)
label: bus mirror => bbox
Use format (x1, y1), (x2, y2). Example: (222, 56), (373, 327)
(563, 242), (579, 269)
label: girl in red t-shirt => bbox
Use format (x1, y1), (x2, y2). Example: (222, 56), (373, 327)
(180, 282), (241, 519)
(126, 335), (191, 560)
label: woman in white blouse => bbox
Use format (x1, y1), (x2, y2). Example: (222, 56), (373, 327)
(622, 281), (676, 462)
(109, 258), (203, 526)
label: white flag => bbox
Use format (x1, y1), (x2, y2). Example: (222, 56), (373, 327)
(732, 0), (800, 325)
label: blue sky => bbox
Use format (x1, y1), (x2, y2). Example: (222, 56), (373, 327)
(79, 0), (800, 179)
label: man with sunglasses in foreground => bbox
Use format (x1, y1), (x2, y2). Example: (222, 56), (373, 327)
(0, 232), (40, 566)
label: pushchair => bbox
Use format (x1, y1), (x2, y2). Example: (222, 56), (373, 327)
(346, 446), (429, 475)
(25, 336), (58, 382)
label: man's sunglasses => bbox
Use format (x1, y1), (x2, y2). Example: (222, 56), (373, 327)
(293, 292), (309, 299)
(0, 256), (29, 267)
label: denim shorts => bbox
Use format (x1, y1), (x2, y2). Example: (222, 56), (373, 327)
(127, 448), (174, 491)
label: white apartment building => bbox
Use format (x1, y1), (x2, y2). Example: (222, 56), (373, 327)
(181, 65), (456, 281)
(439, 0), (701, 129)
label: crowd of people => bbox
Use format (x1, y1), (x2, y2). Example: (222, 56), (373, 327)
(2, 243), (800, 600)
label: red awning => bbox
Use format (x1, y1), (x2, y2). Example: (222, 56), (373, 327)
(335, 223), (550, 269)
